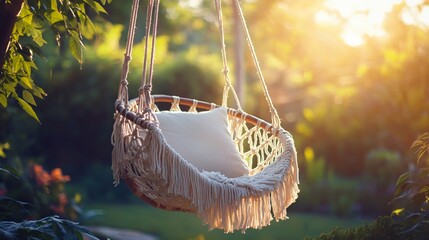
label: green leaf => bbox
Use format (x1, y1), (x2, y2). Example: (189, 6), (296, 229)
(23, 90), (37, 106)
(21, 60), (32, 75)
(44, 9), (63, 24)
(51, 0), (58, 10)
(93, 1), (108, 14)
(19, 76), (33, 89)
(1, 142), (9, 150)
(0, 143), (8, 157)
(401, 220), (429, 234)
(16, 97), (40, 123)
(69, 32), (84, 64)
(77, 11), (95, 39)
(84, 0), (107, 14)
(392, 188), (414, 203)
(0, 197), (33, 221)
(13, 54), (24, 70)
(396, 172), (411, 188)
(33, 34), (47, 47)
(412, 132), (429, 166)
(32, 85), (47, 99)
(4, 82), (17, 95)
(0, 168), (19, 179)
(0, 164), (20, 179)
(392, 208), (405, 216)
(0, 94), (7, 107)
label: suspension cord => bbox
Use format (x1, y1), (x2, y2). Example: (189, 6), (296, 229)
(214, 0), (242, 110)
(138, 0), (160, 113)
(118, 0), (140, 107)
(233, 0), (281, 127)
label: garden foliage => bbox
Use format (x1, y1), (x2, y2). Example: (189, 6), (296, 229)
(0, 0), (110, 121)
(0, 161), (98, 240)
(309, 133), (429, 240)
(390, 132), (429, 238)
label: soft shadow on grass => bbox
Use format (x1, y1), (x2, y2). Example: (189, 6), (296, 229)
(85, 203), (368, 240)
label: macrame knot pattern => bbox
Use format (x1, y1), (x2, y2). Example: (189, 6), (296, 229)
(112, 0), (300, 233)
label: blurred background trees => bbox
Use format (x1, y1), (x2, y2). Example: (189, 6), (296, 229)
(1, 0), (428, 223)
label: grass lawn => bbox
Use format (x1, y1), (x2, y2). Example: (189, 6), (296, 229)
(85, 203), (368, 240)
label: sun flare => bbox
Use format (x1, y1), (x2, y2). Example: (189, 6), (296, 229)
(316, 0), (429, 46)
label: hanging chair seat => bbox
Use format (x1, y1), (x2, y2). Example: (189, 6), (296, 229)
(112, 95), (299, 232)
(112, 0), (299, 233)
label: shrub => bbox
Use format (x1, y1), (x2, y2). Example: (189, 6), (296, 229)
(0, 162), (98, 240)
(308, 133), (429, 240)
(390, 132), (429, 239)
(306, 216), (408, 240)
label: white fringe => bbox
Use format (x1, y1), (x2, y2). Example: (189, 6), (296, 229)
(111, 114), (299, 233)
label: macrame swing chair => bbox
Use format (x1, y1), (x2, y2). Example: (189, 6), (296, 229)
(111, 0), (299, 233)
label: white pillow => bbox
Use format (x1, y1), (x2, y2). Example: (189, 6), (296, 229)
(155, 107), (249, 178)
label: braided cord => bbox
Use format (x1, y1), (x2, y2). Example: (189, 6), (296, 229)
(118, 0), (140, 106)
(214, 0), (242, 110)
(138, 0), (161, 114)
(233, 0), (281, 127)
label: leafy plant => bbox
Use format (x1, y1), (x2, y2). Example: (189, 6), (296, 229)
(306, 216), (407, 240)
(1, 160), (93, 222)
(0, 196), (34, 222)
(390, 132), (429, 239)
(29, 163), (78, 219)
(0, 0), (111, 122)
(0, 215), (98, 240)
(412, 132), (429, 167)
(0, 163), (99, 240)
(0, 143), (10, 158)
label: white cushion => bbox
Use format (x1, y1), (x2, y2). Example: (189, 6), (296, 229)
(155, 107), (249, 178)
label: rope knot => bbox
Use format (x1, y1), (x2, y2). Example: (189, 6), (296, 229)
(144, 85), (152, 91)
(124, 55), (132, 62)
(120, 80), (129, 86)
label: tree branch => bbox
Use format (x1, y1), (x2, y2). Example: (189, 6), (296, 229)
(0, 0), (24, 69)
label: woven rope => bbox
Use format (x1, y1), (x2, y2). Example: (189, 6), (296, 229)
(214, 0), (242, 110)
(112, 96), (299, 232)
(233, 0), (281, 127)
(138, 0), (160, 114)
(117, 0), (140, 106)
(112, 0), (300, 233)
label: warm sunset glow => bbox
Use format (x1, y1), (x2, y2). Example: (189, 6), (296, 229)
(180, 0), (202, 8)
(316, 0), (401, 46)
(316, 0), (429, 46)
(401, 0), (429, 27)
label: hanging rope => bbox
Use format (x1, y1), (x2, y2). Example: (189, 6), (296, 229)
(214, 0), (242, 110)
(119, 0), (280, 128)
(138, 0), (160, 114)
(138, 0), (154, 112)
(112, 0), (299, 232)
(117, 0), (140, 107)
(233, 0), (281, 128)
